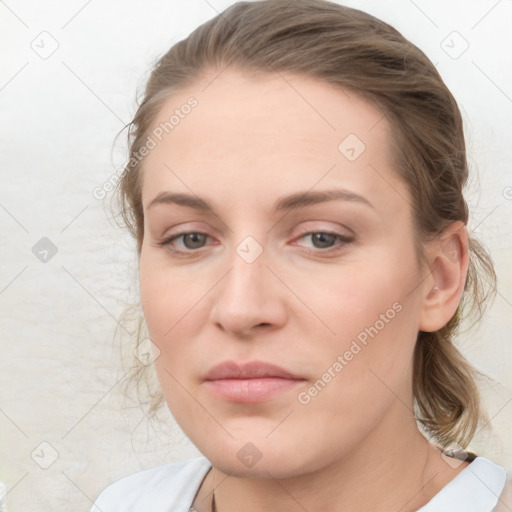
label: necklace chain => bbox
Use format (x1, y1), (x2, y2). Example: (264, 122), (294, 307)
(189, 485), (216, 512)
(190, 467), (217, 512)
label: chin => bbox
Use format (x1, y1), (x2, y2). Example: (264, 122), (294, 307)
(193, 432), (325, 479)
(208, 449), (304, 479)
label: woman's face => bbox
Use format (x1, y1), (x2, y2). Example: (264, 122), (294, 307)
(139, 68), (429, 477)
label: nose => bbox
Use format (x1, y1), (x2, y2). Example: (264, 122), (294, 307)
(209, 246), (287, 338)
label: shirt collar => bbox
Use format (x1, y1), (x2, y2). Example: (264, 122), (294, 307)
(417, 456), (507, 512)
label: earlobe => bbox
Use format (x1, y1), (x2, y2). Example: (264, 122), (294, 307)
(418, 222), (469, 333)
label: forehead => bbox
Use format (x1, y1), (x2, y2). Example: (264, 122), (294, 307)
(140, 68), (408, 217)
(146, 67), (390, 156)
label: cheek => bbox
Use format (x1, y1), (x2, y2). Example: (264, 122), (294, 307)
(305, 253), (419, 398)
(139, 250), (206, 339)
(305, 261), (406, 343)
(139, 265), (171, 339)
(297, 299), (418, 447)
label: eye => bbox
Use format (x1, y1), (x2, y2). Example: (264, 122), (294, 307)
(157, 232), (211, 254)
(156, 230), (353, 256)
(294, 231), (353, 253)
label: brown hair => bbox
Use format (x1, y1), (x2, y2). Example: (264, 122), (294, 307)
(113, 0), (497, 450)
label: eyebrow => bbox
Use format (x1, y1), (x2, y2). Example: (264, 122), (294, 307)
(146, 188), (374, 213)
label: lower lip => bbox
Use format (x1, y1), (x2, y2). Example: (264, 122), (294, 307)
(204, 377), (305, 403)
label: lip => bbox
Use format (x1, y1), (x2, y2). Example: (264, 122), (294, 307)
(204, 360), (302, 380)
(203, 360), (306, 403)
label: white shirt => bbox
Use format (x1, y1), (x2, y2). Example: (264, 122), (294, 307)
(90, 455), (509, 512)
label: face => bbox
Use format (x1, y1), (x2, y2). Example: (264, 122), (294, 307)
(138, 68), (427, 478)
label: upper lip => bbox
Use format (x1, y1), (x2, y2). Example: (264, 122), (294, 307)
(204, 360), (304, 381)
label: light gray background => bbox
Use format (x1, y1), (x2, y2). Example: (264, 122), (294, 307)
(1, 0), (511, 510)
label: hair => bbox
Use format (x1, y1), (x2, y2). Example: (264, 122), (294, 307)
(112, 0), (497, 450)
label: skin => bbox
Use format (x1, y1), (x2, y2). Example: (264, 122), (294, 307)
(138, 68), (470, 512)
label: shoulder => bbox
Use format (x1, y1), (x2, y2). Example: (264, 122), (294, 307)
(90, 456), (212, 512)
(494, 472), (512, 512)
(419, 455), (509, 512)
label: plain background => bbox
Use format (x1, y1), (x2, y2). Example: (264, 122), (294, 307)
(1, 0), (511, 510)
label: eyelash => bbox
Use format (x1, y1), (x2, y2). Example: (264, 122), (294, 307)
(156, 230), (353, 256)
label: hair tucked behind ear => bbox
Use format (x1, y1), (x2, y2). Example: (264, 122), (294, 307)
(413, 236), (496, 448)
(112, 0), (498, 450)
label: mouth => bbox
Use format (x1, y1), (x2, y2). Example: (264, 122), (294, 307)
(202, 360), (307, 403)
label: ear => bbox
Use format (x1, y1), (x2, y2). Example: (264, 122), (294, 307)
(418, 221), (469, 333)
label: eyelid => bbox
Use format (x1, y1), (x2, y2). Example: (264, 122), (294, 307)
(293, 223), (352, 237)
